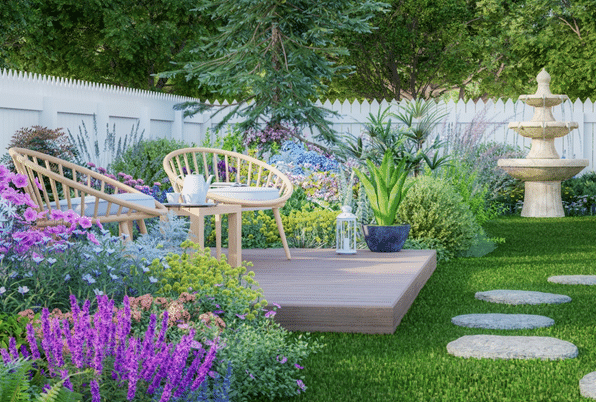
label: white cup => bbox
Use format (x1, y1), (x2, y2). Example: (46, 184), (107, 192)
(183, 192), (206, 204)
(166, 192), (181, 203)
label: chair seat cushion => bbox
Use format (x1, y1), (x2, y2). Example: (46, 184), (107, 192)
(59, 193), (156, 216)
(207, 187), (280, 201)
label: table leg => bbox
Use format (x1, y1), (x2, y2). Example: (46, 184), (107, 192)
(227, 210), (242, 267)
(189, 213), (205, 249)
(215, 214), (222, 260)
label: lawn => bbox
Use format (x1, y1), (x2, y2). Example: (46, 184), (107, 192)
(284, 216), (596, 402)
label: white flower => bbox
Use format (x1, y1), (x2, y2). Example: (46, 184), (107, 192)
(82, 274), (96, 284)
(93, 247), (103, 254)
(109, 273), (119, 280)
(142, 266), (150, 273)
(149, 276), (158, 283)
(64, 274), (71, 281)
(46, 257), (57, 265)
(0, 286), (6, 295)
(93, 289), (104, 296)
(17, 286), (29, 294)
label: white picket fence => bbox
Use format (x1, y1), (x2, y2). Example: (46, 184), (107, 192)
(2, 69), (596, 172)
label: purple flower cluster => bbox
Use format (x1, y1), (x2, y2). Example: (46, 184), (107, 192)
(0, 164), (101, 256)
(85, 163), (170, 203)
(244, 126), (297, 149)
(1, 294), (219, 402)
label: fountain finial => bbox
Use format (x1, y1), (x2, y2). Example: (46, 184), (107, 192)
(535, 68), (552, 97)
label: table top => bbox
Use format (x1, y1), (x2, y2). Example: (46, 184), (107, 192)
(164, 202), (218, 207)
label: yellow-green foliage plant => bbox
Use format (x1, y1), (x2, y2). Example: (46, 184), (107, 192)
(397, 176), (484, 259)
(204, 210), (281, 249)
(281, 206), (337, 248)
(150, 241), (267, 323)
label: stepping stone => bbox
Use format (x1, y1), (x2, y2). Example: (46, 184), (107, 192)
(548, 275), (596, 285)
(451, 313), (554, 330)
(447, 335), (578, 360)
(475, 290), (571, 305)
(580, 372), (596, 399)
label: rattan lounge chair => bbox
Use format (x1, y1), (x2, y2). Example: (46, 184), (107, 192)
(9, 147), (168, 239)
(163, 147), (293, 259)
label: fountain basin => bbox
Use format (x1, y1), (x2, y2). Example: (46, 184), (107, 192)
(508, 121), (578, 139)
(519, 94), (568, 108)
(498, 158), (588, 182)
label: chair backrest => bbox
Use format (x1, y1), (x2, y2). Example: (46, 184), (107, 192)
(163, 148), (293, 208)
(9, 147), (167, 224)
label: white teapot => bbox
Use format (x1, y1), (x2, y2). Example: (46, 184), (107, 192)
(181, 174), (214, 204)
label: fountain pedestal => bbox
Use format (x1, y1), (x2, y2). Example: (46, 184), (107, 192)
(498, 69), (588, 218)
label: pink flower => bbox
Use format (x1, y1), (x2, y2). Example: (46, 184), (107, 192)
(95, 219), (104, 230)
(78, 216), (92, 229)
(265, 310), (276, 319)
(34, 177), (44, 191)
(11, 174), (28, 188)
(86, 232), (100, 245)
(50, 209), (65, 221)
(24, 207), (38, 222)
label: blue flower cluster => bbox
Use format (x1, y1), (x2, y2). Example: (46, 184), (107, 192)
(269, 141), (338, 175)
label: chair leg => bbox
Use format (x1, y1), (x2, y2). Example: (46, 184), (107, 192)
(119, 221), (132, 242)
(272, 208), (291, 260)
(137, 219), (148, 234)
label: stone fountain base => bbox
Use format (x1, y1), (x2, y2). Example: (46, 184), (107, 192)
(498, 158), (589, 218)
(522, 181), (564, 217)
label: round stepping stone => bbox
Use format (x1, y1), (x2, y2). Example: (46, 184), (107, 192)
(580, 372), (596, 399)
(451, 313), (554, 330)
(447, 335), (578, 360)
(548, 275), (596, 285)
(475, 290), (571, 305)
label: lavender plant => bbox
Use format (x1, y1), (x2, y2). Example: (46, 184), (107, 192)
(1, 294), (219, 402)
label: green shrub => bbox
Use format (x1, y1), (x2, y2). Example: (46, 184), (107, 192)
(150, 242), (266, 323)
(435, 161), (502, 225)
(109, 137), (194, 189)
(397, 176), (486, 259)
(282, 206), (337, 248)
(216, 320), (323, 402)
(0, 313), (31, 351)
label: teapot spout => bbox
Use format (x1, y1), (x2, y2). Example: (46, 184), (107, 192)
(206, 175), (214, 187)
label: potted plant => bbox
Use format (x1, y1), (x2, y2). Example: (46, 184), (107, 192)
(354, 150), (413, 252)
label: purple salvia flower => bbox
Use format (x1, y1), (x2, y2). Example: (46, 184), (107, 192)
(191, 342), (218, 391)
(19, 345), (29, 359)
(141, 314), (157, 361)
(90, 379), (101, 402)
(147, 347), (172, 395)
(157, 311), (168, 347)
(164, 331), (195, 399)
(122, 295), (131, 336)
(8, 337), (18, 360)
(0, 348), (11, 364)
(40, 309), (57, 372)
(61, 369), (73, 391)
(26, 323), (41, 360)
(51, 319), (65, 367)
(126, 338), (140, 401)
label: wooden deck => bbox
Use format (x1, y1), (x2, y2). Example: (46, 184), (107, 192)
(241, 248), (437, 334)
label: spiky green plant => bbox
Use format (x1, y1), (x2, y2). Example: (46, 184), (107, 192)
(353, 150), (413, 225)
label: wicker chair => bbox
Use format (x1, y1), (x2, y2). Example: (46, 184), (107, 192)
(163, 147), (293, 259)
(9, 147), (169, 239)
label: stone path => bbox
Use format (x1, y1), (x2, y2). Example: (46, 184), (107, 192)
(447, 335), (578, 360)
(580, 372), (596, 399)
(548, 275), (596, 285)
(447, 277), (596, 398)
(475, 289), (571, 305)
(451, 313), (554, 330)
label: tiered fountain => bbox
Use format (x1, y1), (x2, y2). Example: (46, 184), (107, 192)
(498, 69), (588, 217)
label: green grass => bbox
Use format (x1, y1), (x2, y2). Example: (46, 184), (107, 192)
(280, 216), (596, 401)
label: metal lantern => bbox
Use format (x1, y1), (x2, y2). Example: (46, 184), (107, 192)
(336, 205), (357, 254)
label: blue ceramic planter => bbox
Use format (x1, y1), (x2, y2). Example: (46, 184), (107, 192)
(362, 224), (410, 252)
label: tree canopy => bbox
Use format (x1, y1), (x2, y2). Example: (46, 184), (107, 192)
(6, 0), (215, 96)
(162, 0), (388, 144)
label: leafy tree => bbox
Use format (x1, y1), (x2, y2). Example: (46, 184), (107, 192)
(163, 0), (388, 146)
(329, 0), (482, 101)
(475, 0), (596, 100)
(7, 0), (216, 96)
(0, 0), (33, 69)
